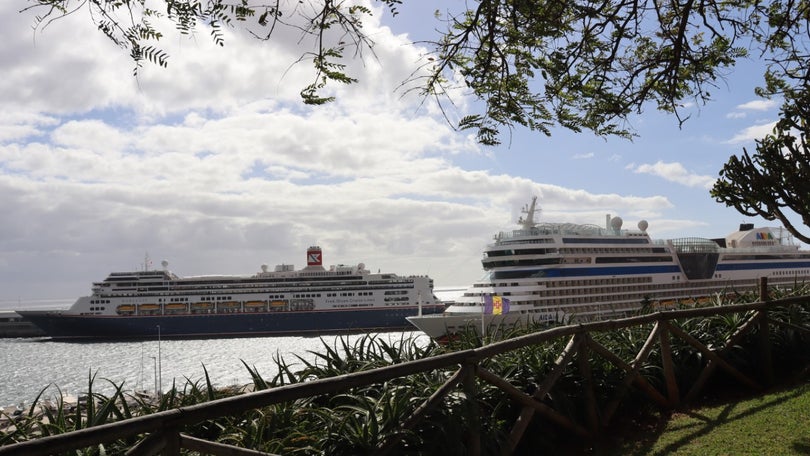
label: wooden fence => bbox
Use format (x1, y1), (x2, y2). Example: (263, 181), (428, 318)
(1, 277), (809, 456)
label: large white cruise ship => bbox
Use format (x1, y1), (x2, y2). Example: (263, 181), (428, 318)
(19, 246), (444, 340)
(408, 197), (810, 340)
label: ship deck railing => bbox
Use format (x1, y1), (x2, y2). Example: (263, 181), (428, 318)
(494, 223), (646, 241)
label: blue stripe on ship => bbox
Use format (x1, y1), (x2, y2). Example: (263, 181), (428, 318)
(508, 261), (810, 278)
(716, 261), (810, 271)
(539, 265), (680, 277)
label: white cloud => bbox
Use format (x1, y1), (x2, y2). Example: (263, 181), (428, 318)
(725, 99), (779, 120)
(631, 161), (716, 189)
(736, 99), (779, 111)
(0, 1), (728, 300)
(725, 122), (777, 145)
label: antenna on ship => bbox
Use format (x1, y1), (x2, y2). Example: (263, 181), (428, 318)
(143, 252), (153, 271)
(518, 196), (539, 229)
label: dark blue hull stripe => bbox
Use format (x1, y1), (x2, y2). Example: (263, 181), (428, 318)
(20, 306), (445, 340)
(716, 261), (810, 271)
(540, 266), (680, 277)
(517, 261), (810, 278)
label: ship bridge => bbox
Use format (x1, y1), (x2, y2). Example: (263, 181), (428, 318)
(670, 237), (721, 280)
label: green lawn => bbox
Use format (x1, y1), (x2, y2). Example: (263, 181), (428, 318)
(613, 381), (810, 456)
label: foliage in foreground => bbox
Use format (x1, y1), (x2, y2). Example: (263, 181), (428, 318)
(1, 289), (810, 455)
(23, 1), (810, 147)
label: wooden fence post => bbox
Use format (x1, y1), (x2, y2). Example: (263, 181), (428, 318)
(759, 276), (774, 386)
(163, 426), (180, 456)
(463, 361), (481, 456)
(576, 334), (599, 435)
(758, 310), (774, 386)
(759, 277), (769, 302)
(502, 335), (582, 455)
(658, 320), (680, 407)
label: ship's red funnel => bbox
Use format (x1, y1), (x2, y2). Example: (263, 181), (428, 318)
(307, 246), (322, 267)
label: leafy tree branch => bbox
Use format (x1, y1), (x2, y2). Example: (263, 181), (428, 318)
(19, 0), (810, 147)
(712, 87), (810, 244)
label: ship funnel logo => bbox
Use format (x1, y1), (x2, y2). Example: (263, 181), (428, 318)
(307, 246), (323, 266)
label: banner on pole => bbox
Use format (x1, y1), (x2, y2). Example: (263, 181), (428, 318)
(483, 295), (510, 315)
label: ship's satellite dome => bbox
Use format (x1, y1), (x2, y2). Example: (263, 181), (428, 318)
(610, 216), (623, 231)
(261, 264), (268, 272)
(161, 260), (168, 268)
(358, 263), (365, 270)
(638, 220), (649, 232)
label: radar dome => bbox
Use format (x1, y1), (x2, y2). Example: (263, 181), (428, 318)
(161, 260), (168, 268)
(358, 263), (365, 270)
(261, 264), (268, 272)
(610, 216), (623, 231)
(638, 220), (649, 232)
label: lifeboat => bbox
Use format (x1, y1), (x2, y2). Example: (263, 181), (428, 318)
(269, 300), (287, 312)
(217, 301), (241, 313)
(116, 304), (136, 315)
(244, 301), (267, 311)
(164, 303), (188, 314)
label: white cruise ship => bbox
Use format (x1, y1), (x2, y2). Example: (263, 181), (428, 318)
(407, 197), (810, 340)
(19, 246), (444, 340)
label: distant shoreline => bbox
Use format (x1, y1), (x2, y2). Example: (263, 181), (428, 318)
(0, 299), (74, 311)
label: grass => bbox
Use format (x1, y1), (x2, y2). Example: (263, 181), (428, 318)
(608, 380), (810, 456)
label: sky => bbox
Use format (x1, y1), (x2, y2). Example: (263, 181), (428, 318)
(0, 1), (790, 304)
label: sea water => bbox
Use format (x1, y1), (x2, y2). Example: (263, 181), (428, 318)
(0, 300), (429, 407)
(0, 296), (445, 408)
(0, 331), (425, 408)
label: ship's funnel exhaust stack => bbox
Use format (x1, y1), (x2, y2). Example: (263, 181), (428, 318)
(307, 246), (323, 267)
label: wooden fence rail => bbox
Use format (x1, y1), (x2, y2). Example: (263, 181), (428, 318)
(2, 278), (809, 455)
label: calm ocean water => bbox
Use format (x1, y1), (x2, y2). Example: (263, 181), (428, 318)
(0, 291), (458, 408)
(0, 331), (427, 408)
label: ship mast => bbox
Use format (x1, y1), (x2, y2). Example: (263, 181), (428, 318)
(518, 196), (539, 229)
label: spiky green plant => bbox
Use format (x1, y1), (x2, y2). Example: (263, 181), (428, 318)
(3, 294), (810, 455)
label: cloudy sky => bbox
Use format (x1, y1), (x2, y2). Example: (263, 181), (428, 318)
(0, 1), (787, 304)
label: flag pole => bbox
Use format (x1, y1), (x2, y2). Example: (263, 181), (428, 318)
(481, 294), (486, 340)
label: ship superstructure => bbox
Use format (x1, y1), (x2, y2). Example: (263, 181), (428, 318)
(408, 197), (810, 339)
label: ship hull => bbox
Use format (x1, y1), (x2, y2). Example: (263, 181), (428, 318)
(406, 311), (553, 341)
(19, 306), (445, 340)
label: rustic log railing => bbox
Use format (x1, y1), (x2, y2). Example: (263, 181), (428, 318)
(2, 278), (809, 456)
